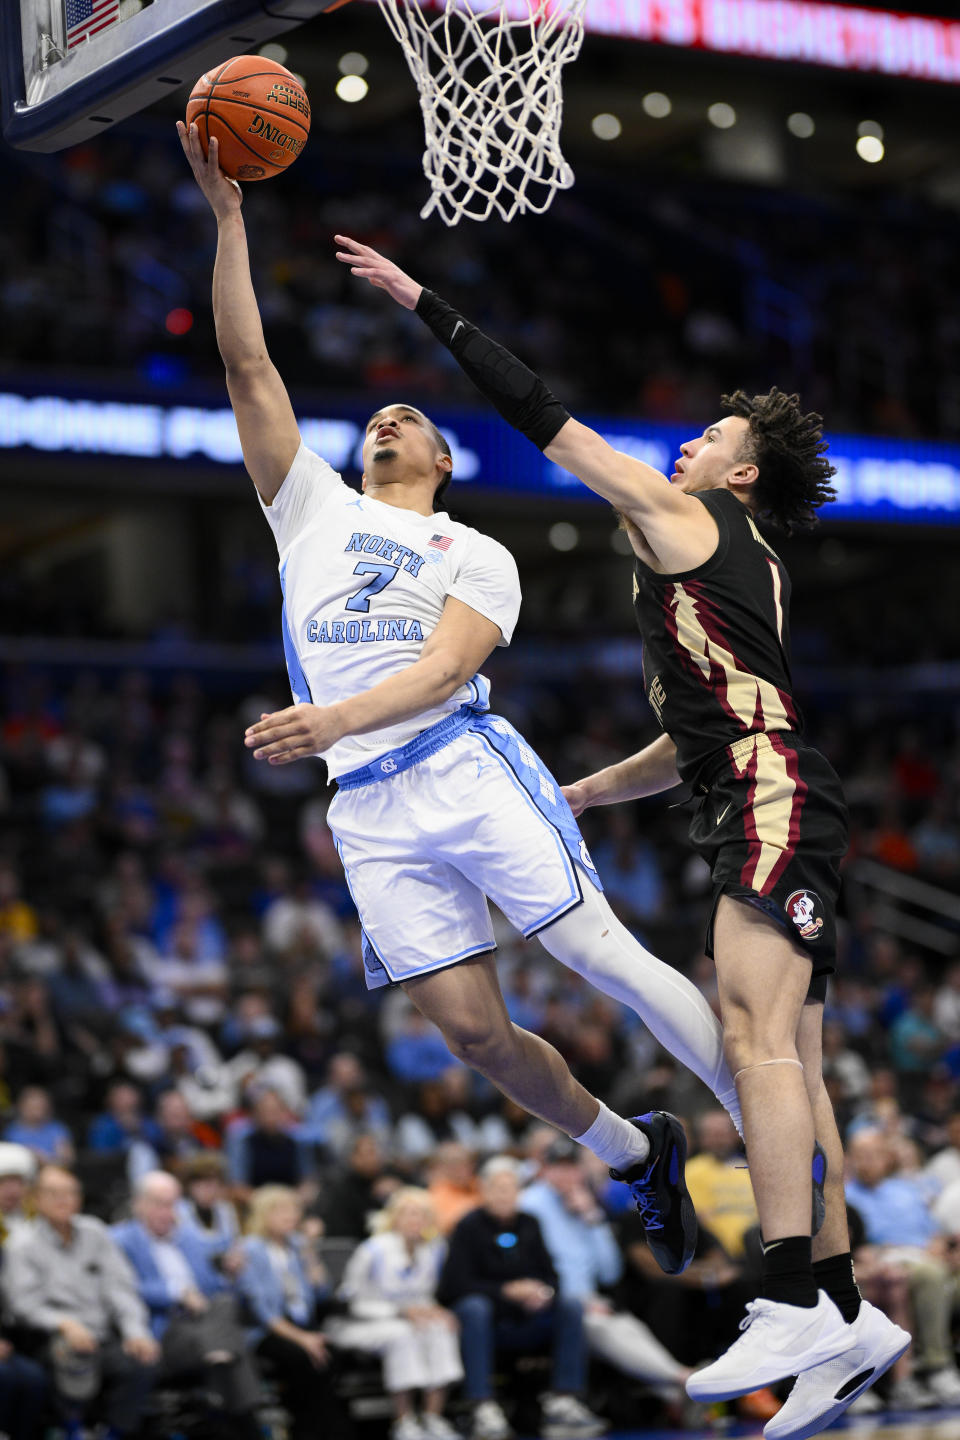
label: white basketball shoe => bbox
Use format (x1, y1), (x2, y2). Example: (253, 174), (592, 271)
(686, 1291), (854, 1402)
(763, 1300), (911, 1440)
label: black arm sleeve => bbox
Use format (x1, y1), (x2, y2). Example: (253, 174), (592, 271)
(416, 289), (571, 452)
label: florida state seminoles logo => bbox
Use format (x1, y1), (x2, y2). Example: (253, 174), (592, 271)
(785, 889), (824, 940)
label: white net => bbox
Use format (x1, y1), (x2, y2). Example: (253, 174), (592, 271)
(376, 0), (586, 226)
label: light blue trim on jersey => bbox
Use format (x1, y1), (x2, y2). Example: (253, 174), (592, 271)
(468, 714), (604, 910)
(333, 839), (494, 991)
(278, 559), (312, 706)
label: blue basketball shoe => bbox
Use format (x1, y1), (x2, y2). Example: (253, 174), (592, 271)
(610, 1111), (697, 1275)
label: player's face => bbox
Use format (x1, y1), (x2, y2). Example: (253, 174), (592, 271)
(671, 415), (752, 493)
(361, 403), (443, 482)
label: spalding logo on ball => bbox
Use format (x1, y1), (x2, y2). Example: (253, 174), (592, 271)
(186, 56), (310, 182)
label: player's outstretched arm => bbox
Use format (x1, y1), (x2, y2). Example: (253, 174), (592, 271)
(334, 237), (715, 564)
(178, 122), (299, 503)
(563, 733), (681, 817)
(244, 598), (500, 764)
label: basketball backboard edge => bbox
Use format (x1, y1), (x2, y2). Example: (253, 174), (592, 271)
(2, 0), (344, 152)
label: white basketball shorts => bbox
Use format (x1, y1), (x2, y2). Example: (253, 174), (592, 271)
(326, 711), (602, 989)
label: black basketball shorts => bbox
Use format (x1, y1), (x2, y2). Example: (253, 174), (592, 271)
(688, 730), (850, 1002)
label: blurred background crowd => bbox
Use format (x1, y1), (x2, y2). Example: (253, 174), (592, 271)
(0, 651), (955, 1437)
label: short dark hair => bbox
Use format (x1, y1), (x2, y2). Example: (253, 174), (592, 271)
(425, 418), (453, 512)
(722, 387), (836, 534)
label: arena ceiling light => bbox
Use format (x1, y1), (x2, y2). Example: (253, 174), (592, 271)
(338, 51), (369, 75)
(641, 91), (672, 118)
(787, 112), (815, 138)
(591, 112), (622, 140)
(856, 134), (885, 162)
(336, 73), (369, 102)
(707, 102), (737, 128)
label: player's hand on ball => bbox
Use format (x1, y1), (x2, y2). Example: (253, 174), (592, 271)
(176, 121), (242, 219)
(562, 781), (592, 817)
(245, 704), (344, 763)
(334, 235), (422, 310)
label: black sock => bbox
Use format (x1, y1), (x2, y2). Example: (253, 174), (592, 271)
(760, 1235), (817, 1308)
(813, 1251), (862, 1324)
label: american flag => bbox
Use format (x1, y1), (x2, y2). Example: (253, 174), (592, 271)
(65, 0), (120, 49)
(428, 533), (453, 551)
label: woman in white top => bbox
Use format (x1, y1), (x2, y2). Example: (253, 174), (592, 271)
(331, 1188), (463, 1440)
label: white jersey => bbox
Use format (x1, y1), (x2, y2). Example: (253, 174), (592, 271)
(259, 443), (522, 779)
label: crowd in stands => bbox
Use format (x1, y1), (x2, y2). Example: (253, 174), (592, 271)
(0, 654), (955, 1435)
(4, 116), (960, 442)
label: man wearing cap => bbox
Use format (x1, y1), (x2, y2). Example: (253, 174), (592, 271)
(520, 1137), (693, 1401)
(2, 1164), (159, 1440)
(0, 1142), (34, 1244)
(0, 1142), (46, 1440)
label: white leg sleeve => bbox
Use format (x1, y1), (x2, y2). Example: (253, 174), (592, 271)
(538, 876), (742, 1135)
(583, 1309), (687, 1385)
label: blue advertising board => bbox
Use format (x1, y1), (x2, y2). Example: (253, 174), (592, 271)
(1, 385), (959, 524)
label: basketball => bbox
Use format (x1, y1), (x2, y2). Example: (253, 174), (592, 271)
(185, 56), (310, 183)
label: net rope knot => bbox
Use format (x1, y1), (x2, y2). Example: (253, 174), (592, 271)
(376, 0), (586, 225)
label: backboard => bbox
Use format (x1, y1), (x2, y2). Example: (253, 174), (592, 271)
(2, 0), (341, 152)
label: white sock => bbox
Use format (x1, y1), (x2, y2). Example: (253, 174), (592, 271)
(539, 878), (744, 1139)
(574, 1100), (650, 1171)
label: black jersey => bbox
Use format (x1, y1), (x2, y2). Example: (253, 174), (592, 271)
(632, 488), (802, 786)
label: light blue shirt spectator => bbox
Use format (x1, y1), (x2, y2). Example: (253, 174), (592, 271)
(845, 1175), (941, 1248)
(520, 1178), (622, 1298)
(4, 1120), (71, 1161)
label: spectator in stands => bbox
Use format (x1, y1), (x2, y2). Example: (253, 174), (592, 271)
(332, 1187), (463, 1440)
(113, 1171), (261, 1439)
(128, 1088), (216, 1185)
(846, 1129), (960, 1404)
(227, 1087), (308, 1191)
(889, 983), (946, 1090)
(239, 1185), (352, 1440)
(87, 1082), (157, 1157)
(4, 1086), (74, 1165)
(820, 1020), (871, 1106)
(317, 1083), (398, 1161)
(321, 1133), (401, 1240)
(426, 1143), (483, 1236)
(302, 1053), (391, 1151)
(176, 1152), (242, 1258)
(683, 1110), (756, 1258)
(0, 1142), (34, 1242)
(386, 1011), (457, 1085)
(0, 1142), (46, 1440)
(394, 1074), (479, 1167)
(439, 1158), (605, 1440)
(226, 1014), (308, 1115)
(2, 1163), (159, 1438)
(520, 1136), (692, 1399)
(589, 812), (665, 924)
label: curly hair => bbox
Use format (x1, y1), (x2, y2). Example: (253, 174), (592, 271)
(721, 387), (837, 533)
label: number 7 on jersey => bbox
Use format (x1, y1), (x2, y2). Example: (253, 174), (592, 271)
(345, 561), (399, 613)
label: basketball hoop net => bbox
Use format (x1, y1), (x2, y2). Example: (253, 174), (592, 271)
(375, 0), (586, 226)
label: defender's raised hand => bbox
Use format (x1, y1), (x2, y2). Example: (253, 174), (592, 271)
(176, 121), (242, 220)
(334, 235), (422, 310)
